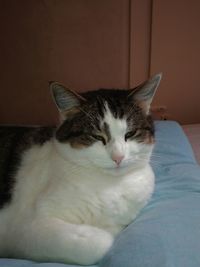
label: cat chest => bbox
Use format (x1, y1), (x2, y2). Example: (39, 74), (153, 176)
(39, 173), (152, 230)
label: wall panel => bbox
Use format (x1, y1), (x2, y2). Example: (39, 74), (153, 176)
(129, 0), (152, 87)
(0, 0), (130, 125)
(150, 0), (200, 124)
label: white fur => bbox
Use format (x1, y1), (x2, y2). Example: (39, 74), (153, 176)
(0, 107), (155, 265)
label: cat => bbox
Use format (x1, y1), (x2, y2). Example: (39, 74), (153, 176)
(0, 73), (161, 265)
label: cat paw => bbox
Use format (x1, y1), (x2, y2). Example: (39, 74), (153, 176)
(73, 225), (114, 265)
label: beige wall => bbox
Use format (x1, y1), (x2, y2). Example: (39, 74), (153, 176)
(0, 0), (200, 125)
(150, 0), (200, 124)
(129, 0), (152, 86)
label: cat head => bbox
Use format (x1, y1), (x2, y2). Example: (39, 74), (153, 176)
(50, 74), (161, 173)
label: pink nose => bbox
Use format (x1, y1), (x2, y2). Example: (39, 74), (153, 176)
(111, 155), (124, 165)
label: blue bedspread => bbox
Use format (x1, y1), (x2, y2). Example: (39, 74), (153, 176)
(1, 121), (200, 267)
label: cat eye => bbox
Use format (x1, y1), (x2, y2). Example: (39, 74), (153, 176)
(125, 130), (137, 141)
(92, 134), (106, 145)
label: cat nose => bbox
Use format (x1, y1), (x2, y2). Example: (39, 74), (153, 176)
(111, 154), (124, 165)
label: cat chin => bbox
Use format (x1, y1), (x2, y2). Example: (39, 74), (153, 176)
(94, 162), (147, 176)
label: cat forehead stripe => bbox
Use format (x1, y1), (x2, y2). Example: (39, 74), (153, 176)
(103, 104), (127, 140)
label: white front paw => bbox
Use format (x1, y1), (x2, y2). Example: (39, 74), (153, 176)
(74, 226), (114, 265)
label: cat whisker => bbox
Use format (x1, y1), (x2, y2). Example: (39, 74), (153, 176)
(78, 107), (97, 123)
(126, 103), (138, 118)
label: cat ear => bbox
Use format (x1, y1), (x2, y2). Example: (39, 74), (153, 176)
(49, 82), (86, 113)
(128, 73), (162, 114)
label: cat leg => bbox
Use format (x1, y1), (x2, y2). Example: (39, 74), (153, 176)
(11, 217), (113, 265)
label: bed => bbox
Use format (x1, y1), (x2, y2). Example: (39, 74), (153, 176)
(0, 121), (200, 267)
